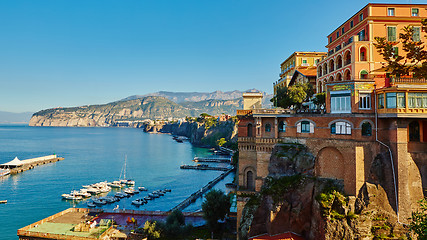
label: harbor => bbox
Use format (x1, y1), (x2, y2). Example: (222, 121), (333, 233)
(180, 164), (231, 171)
(0, 155), (64, 175)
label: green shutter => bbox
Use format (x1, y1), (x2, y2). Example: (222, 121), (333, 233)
(413, 27), (420, 42)
(388, 27), (396, 42)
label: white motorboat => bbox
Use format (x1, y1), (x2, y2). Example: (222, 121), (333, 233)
(132, 198), (146, 206)
(138, 187), (147, 191)
(61, 194), (82, 200)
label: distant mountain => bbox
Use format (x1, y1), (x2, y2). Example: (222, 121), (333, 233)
(29, 90), (273, 127)
(0, 111), (33, 124)
(122, 89), (269, 103)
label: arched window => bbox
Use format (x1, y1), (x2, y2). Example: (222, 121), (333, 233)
(344, 70), (351, 81)
(361, 122), (372, 136)
(318, 67), (322, 77)
(318, 81), (323, 93)
(297, 120), (314, 133)
(329, 59), (335, 72)
(330, 121), (352, 135)
(336, 73), (342, 81)
(409, 121), (420, 142)
(246, 170), (254, 190)
(344, 51), (351, 65)
(279, 121), (286, 132)
(360, 70), (368, 79)
(323, 64), (328, 74)
(329, 76), (334, 82)
(360, 47), (367, 61)
(247, 123), (253, 137)
(265, 123), (271, 132)
(336, 55), (343, 69)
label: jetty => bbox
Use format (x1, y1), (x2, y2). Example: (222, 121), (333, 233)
(171, 167), (235, 211)
(180, 165), (230, 171)
(0, 155), (64, 174)
(193, 156), (231, 163)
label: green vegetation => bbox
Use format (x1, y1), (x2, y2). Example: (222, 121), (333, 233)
(312, 92), (326, 109)
(142, 221), (161, 240)
(216, 138), (227, 147)
(260, 175), (306, 204)
(315, 181), (348, 220)
(409, 198), (427, 239)
(271, 83), (314, 109)
(374, 19), (427, 78)
(202, 189), (232, 235)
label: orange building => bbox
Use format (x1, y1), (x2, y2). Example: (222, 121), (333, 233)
(237, 3), (427, 238)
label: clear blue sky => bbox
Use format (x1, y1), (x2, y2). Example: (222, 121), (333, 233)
(0, 0), (420, 113)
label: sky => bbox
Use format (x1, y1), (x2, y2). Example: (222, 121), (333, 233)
(0, 0), (422, 113)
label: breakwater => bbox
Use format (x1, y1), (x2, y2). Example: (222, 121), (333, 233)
(1, 155), (64, 174)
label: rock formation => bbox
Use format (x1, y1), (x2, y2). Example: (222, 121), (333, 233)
(239, 143), (408, 240)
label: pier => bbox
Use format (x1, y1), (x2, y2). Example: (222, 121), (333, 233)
(0, 155), (64, 174)
(193, 156), (231, 163)
(180, 165), (230, 171)
(171, 167), (235, 212)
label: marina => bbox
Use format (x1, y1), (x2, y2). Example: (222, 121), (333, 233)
(180, 164), (231, 171)
(193, 156), (231, 163)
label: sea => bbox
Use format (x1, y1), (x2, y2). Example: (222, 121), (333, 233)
(0, 125), (235, 240)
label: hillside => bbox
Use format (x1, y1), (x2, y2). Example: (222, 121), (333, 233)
(29, 96), (243, 127)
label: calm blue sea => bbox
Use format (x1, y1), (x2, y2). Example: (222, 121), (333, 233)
(0, 125), (234, 240)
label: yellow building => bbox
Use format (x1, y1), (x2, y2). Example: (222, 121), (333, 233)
(273, 51), (326, 94)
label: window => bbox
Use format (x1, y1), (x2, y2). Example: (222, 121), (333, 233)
(409, 93), (426, 108)
(278, 121), (286, 132)
(387, 26), (397, 42)
(330, 91), (351, 113)
(392, 47), (399, 58)
(359, 93), (371, 109)
(265, 123), (271, 132)
(301, 121), (310, 133)
(409, 121), (420, 142)
(297, 121), (314, 133)
(337, 32), (339, 38)
(378, 94), (384, 109)
(362, 122), (372, 136)
(330, 36), (333, 43)
(360, 13), (364, 21)
(412, 8), (419, 17)
(246, 170), (254, 190)
(359, 29), (365, 41)
(388, 8), (395, 16)
(330, 122), (352, 135)
(360, 70), (368, 79)
(386, 92), (397, 108)
(247, 123), (253, 137)
(413, 26), (421, 42)
(397, 92), (406, 108)
(360, 47), (367, 61)
(342, 27), (345, 34)
(350, 20), (354, 28)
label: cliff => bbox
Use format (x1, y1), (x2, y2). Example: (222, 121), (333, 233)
(239, 143), (407, 240)
(29, 96), (242, 127)
(143, 119), (238, 147)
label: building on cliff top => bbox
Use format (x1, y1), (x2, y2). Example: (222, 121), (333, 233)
(237, 3), (427, 238)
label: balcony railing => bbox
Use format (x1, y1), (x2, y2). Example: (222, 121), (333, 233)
(236, 110), (253, 116)
(252, 109), (291, 115)
(389, 77), (427, 84)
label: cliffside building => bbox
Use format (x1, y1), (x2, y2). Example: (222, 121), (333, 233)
(237, 3), (427, 236)
(273, 52), (326, 94)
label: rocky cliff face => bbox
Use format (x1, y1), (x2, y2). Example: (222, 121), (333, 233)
(143, 120), (238, 147)
(239, 143), (407, 240)
(29, 96), (242, 127)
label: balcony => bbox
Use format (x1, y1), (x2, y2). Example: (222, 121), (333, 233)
(389, 77), (427, 85)
(252, 108), (291, 115)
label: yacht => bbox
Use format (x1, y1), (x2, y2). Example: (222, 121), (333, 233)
(61, 193), (83, 201)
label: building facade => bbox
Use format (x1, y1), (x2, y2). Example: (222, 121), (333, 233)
(237, 3), (427, 233)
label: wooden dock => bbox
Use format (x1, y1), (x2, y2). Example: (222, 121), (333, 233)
(180, 165), (230, 171)
(171, 167), (235, 211)
(1, 155), (64, 174)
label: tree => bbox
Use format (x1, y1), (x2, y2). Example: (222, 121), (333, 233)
(142, 221), (161, 240)
(374, 19), (427, 78)
(216, 138), (227, 147)
(409, 198), (427, 239)
(202, 189), (232, 233)
(312, 92), (326, 109)
(156, 210), (192, 239)
(271, 83), (314, 109)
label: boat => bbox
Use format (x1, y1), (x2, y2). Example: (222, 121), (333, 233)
(108, 181), (123, 188)
(87, 202), (96, 208)
(124, 188), (135, 195)
(0, 169), (10, 177)
(0, 200), (7, 204)
(93, 198), (107, 205)
(118, 155), (135, 186)
(61, 194), (83, 201)
(144, 196), (152, 201)
(132, 198), (146, 206)
(138, 187), (147, 191)
(115, 192), (128, 198)
(164, 188), (171, 192)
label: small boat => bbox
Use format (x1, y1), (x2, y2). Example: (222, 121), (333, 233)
(108, 181), (123, 188)
(164, 188), (171, 192)
(93, 198), (107, 205)
(87, 202), (96, 208)
(138, 187), (147, 191)
(144, 196), (152, 201)
(124, 188), (135, 195)
(61, 194), (83, 201)
(115, 192), (127, 198)
(0, 200), (7, 204)
(132, 198), (146, 205)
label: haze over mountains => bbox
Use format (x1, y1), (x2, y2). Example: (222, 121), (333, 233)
(0, 111), (33, 124)
(28, 90), (272, 127)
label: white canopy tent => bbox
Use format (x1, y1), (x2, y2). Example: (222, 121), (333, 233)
(0, 157), (24, 169)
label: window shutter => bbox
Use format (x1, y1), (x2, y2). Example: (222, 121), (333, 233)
(347, 124), (352, 134)
(310, 123), (314, 133)
(336, 122), (342, 134)
(297, 123), (301, 133)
